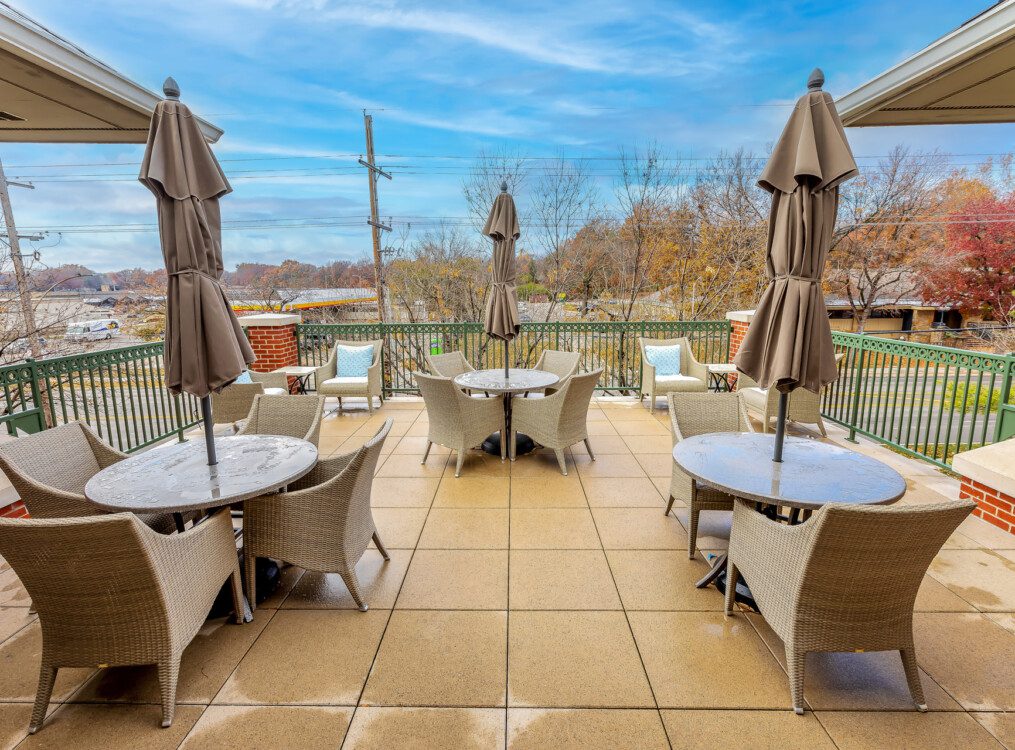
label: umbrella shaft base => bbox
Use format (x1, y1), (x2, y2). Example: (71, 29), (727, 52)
(481, 431), (535, 457)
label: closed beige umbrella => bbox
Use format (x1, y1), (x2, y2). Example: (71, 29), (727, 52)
(139, 78), (255, 464)
(483, 183), (521, 376)
(734, 69), (858, 461)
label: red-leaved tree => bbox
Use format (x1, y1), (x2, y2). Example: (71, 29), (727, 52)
(923, 195), (1015, 324)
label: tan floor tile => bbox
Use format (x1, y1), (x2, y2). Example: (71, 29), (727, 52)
(583, 477), (664, 508)
(0, 567), (30, 608)
(571, 435), (631, 455)
(353, 419), (410, 438)
(572, 453), (646, 479)
(19, 703), (203, 750)
(652, 476), (678, 502)
(338, 433), (396, 455)
(396, 550), (508, 609)
(956, 516), (1015, 550)
(972, 712), (1015, 749)
(257, 565), (305, 610)
(180, 705), (353, 749)
(0, 703), (31, 750)
(585, 421), (619, 436)
(745, 613), (961, 711)
(370, 478), (439, 508)
(362, 611), (506, 707)
(215, 610), (387, 705)
(928, 549), (1015, 612)
(943, 530), (982, 550)
(509, 708), (668, 749)
(510, 476), (587, 508)
(418, 508), (509, 549)
(71, 613), (271, 705)
(510, 550), (621, 610)
(661, 709), (836, 750)
(816, 711), (1004, 750)
(915, 573), (977, 612)
(592, 507), (688, 550)
(317, 418), (366, 437)
(986, 612), (1015, 635)
(434, 477), (510, 508)
(672, 507), (730, 551)
(391, 436), (450, 456)
(404, 421), (430, 437)
(510, 452), (572, 478)
(628, 611), (790, 708)
(371, 508), (428, 549)
(510, 508), (601, 550)
(607, 551), (724, 610)
(914, 613), (1015, 710)
(317, 436), (349, 456)
(634, 453), (673, 478)
(610, 420), (670, 436)
(509, 611), (653, 707)
(445, 451), (511, 478)
(377, 453), (447, 478)
(0, 605), (35, 644)
(345, 707), (504, 749)
(621, 435), (673, 454)
(0, 623), (95, 702)
(281, 551), (412, 610)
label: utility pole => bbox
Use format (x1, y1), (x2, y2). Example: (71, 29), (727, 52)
(0, 154), (43, 355)
(360, 111), (392, 322)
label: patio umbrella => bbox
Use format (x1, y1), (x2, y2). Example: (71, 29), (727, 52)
(733, 69), (858, 462)
(483, 182), (521, 377)
(139, 78), (255, 465)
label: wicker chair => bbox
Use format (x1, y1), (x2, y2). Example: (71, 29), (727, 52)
(638, 337), (708, 409)
(314, 339), (383, 414)
(0, 421), (178, 534)
(426, 351), (474, 378)
(414, 372), (507, 476)
(532, 349), (580, 396)
(668, 392), (754, 558)
(724, 498), (974, 714)
(509, 369), (602, 474)
(735, 354), (844, 436)
(243, 419), (393, 612)
(0, 509), (243, 733)
(236, 394), (325, 447)
(211, 372), (289, 431)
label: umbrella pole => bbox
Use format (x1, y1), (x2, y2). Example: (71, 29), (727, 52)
(504, 341), (510, 378)
(772, 392), (789, 463)
(200, 395), (218, 466)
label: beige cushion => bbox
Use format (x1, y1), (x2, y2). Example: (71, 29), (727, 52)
(739, 386), (768, 411)
(322, 376), (368, 387)
(263, 387), (288, 396)
(654, 374), (706, 393)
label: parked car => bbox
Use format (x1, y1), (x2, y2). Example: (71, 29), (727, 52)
(64, 319), (121, 342)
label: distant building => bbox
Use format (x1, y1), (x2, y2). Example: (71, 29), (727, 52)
(230, 287), (377, 313)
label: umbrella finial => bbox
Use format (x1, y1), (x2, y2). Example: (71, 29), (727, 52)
(807, 68), (824, 92)
(500, 180), (508, 193)
(163, 76), (181, 100)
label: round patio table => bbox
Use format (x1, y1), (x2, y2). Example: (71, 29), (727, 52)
(85, 434), (318, 621)
(453, 368), (559, 457)
(672, 432), (906, 601)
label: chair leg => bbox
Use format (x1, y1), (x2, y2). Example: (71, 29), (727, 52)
(28, 661), (57, 734)
(787, 645), (806, 714)
(665, 495), (676, 516)
(373, 531), (390, 561)
(816, 417), (827, 438)
(455, 451), (465, 478)
(340, 566), (368, 612)
(554, 449), (568, 476)
(421, 441), (433, 464)
(509, 430), (518, 462)
(367, 396), (374, 414)
(244, 547), (257, 612)
(724, 561), (738, 615)
(687, 505), (700, 560)
(229, 563), (245, 624)
(584, 437), (596, 461)
(500, 430), (507, 461)
(900, 646), (927, 710)
(157, 657), (181, 728)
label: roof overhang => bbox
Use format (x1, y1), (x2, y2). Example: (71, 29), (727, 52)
(837, 0), (1015, 126)
(0, 3), (222, 143)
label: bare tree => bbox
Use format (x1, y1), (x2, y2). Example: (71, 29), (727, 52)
(462, 149), (529, 231)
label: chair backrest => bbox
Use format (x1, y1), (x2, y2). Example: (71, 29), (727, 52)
(211, 383), (265, 425)
(332, 338), (382, 366)
(639, 337), (693, 375)
(537, 350), (580, 381)
(796, 500), (974, 622)
(426, 351), (473, 378)
(0, 421), (101, 498)
(343, 419), (392, 521)
(241, 394), (325, 445)
(0, 513), (165, 636)
(414, 372), (465, 433)
(555, 369), (601, 437)
(668, 392), (752, 444)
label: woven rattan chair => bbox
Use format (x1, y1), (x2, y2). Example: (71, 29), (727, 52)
(426, 351), (474, 378)
(638, 337), (708, 409)
(0, 509), (243, 733)
(414, 372), (506, 476)
(510, 369), (602, 474)
(532, 349), (580, 396)
(314, 339), (383, 414)
(735, 353), (843, 436)
(0, 421), (178, 534)
(243, 419), (393, 611)
(668, 392), (754, 558)
(236, 394), (325, 447)
(724, 498), (974, 714)
(211, 372), (289, 431)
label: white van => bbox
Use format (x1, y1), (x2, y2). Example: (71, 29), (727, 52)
(64, 319), (122, 342)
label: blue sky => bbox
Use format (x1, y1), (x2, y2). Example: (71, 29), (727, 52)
(3, 0), (1013, 272)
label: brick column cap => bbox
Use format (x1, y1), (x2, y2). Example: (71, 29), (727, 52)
(953, 441), (1015, 499)
(726, 310), (756, 324)
(238, 313), (301, 328)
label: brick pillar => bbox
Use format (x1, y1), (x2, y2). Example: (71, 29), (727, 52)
(238, 313), (301, 372)
(960, 478), (1015, 535)
(726, 310), (754, 363)
(0, 500), (27, 519)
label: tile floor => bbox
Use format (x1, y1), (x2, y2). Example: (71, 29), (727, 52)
(0, 396), (1013, 749)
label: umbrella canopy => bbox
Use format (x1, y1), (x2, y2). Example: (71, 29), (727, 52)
(139, 90), (255, 399)
(734, 70), (857, 395)
(483, 187), (521, 343)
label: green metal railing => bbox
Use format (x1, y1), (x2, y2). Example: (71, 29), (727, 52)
(822, 332), (1015, 469)
(296, 320), (732, 394)
(0, 342), (201, 453)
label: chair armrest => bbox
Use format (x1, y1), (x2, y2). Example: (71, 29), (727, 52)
(249, 371), (288, 390)
(459, 388), (505, 421)
(314, 349), (337, 384)
(288, 451), (356, 491)
(511, 387), (564, 423)
(727, 500), (813, 599)
(367, 360), (382, 394)
(146, 510), (238, 608)
(734, 371), (759, 391)
(683, 348), (708, 382)
(81, 423), (127, 468)
(641, 359), (656, 387)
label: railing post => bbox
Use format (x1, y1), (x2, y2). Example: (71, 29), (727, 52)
(993, 353), (1014, 443)
(25, 357), (47, 431)
(846, 335), (866, 443)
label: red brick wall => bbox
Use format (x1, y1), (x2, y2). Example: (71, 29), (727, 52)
(960, 477), (1015, 536)
(0, 500), (28, 519)
(728, 319), (749, 364)
(244, 324), (298, 372)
